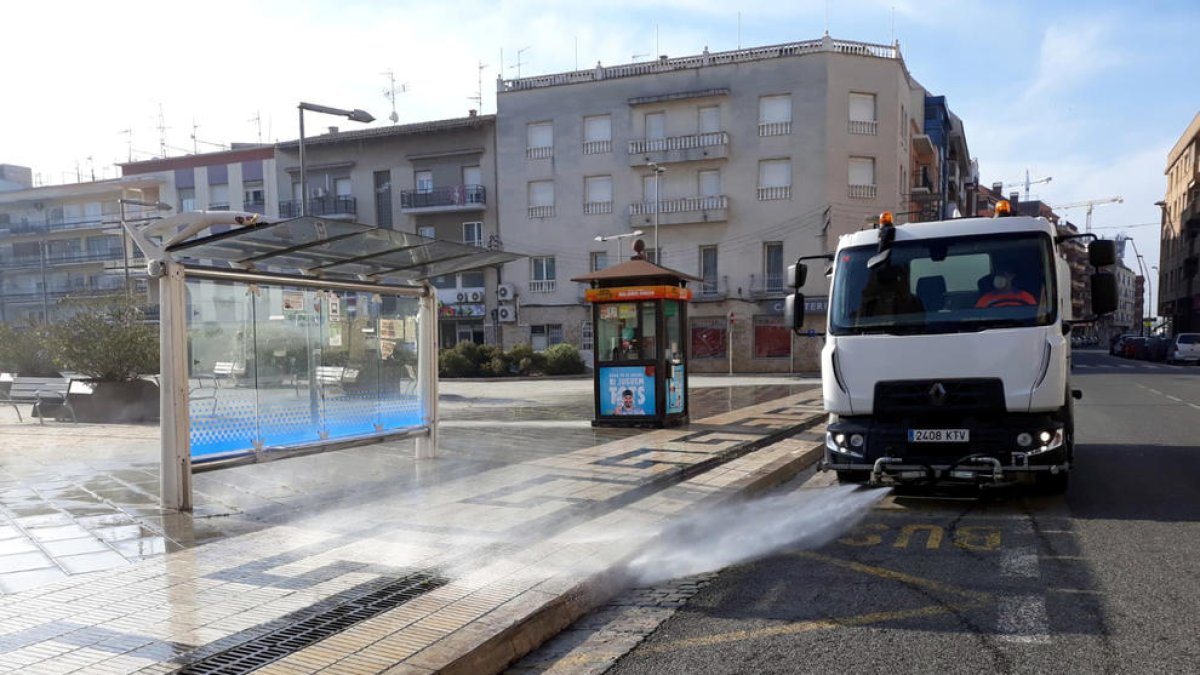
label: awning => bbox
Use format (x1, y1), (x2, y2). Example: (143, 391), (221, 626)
(164, 216), (521, 283)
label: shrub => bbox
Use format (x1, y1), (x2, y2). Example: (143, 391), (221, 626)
(438, 349), (476, 378)
(0, 320), (60, 376)
(452, 340), (483, 365)
(543, 343), (586, 375)
(52, 299), (158, 382)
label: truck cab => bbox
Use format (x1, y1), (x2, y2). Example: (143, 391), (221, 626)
(786, 206), (1117, 492)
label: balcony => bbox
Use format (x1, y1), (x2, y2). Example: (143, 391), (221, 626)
(629, 196), (729, 227)
(2, 285), (125, 304)
(527, 146), (553, 160)
(527, 205), (556, 219)
(695, 277), (728, 301)
(244, 200), (267, 215)
(583, 201), (613, 215)
(848, 184), (877, 199)
(0, 250), (126, 270)
(207, 203), (231, 211)
(758, 121), (791, 137)
(278, 196), (357, 219)
(399, 185), (486, 213)
(757, 186), (791, 201)
(913, 133), (935, 159)
(528, 279), (556, 293)
(0, 217), (107, 238)
(628, 132), (729, 165)
(750, 273), (786, 298)
(849, 119), (878, 135)
(583, 140), (612, 155)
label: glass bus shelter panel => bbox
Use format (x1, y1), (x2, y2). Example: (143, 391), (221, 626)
(186, 279), (260, 458)
(253, 286), (325, 448)
(376, 295), (422, 431)
(319, 290), (387, 439)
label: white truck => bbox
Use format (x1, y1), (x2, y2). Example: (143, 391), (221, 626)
(785, 205), (1118, 492)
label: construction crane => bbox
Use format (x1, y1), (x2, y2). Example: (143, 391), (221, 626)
(1004, 170), (1052, 202)
(1052, 196), (1124, 233)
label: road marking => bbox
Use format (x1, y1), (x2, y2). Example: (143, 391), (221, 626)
(1038, 530), (1076, 535)
(1042, 555), (1085, 561)
(997, 595), (1051, 644)
(1190, 404), (1200, 412)
(1049, 588), (1102, 595)
(1000, 547), (1039, 578)
(1145, 388), (1164, 396)
(1166, 395), (1183, 402)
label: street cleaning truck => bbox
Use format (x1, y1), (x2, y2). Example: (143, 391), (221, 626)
(784, 203), (1118, 492)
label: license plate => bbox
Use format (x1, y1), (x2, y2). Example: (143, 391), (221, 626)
(908, 429), (969, 443)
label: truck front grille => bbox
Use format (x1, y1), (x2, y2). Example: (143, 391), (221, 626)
(874, 378), (1005, 416)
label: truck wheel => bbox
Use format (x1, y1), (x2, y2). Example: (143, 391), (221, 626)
(1037, 471), (1069, 495)
(836, 470), (869, 484)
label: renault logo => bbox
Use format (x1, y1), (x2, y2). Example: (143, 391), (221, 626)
(929, 383), (948, 406)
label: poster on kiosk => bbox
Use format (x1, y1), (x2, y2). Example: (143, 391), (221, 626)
(599, 366), (656, 416)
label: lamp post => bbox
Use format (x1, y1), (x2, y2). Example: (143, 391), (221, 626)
(595, 229), (644, 263)
(118, 198), (173, 299)
(647, 161), (665, 263)
(298, 103), (374, 217)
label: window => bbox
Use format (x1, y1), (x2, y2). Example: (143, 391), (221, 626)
(580, 320), (593, 349)
(244, 180), (265, 206)
(415, 171), (433, 193)
(583, 115), (612, 154)
(373, 170), (392, 228)
(849, 93), (878, 135)
(530, 324), (564, 351)
(758, 95), (792, 136)
(178, 187), (196, 212)
(698, 170), (721, 198)
(700, 246), (719, 295)
(418, 226), (435, 238)
(527, 122), (553, 159)
(531, 256), (556, 292)
(584, 175), (613, 214)
(757, 159), (792, 200)
(460, 270), (485, 287)
(335, 177), (352, 197)
(528, 180), (555, 218)
(209, 183), (229, 209)
(645, 112), (666, 141)
(462, 165), (481, 187)
(690, 317), (727, 359)
(753, 315), (791, 358)
(462, 221), (483, 247)
(849, 156), (876, 199)
(590, 251), (609, 272)
(698, 106), (720, 134)
(764, 242), (784, 292)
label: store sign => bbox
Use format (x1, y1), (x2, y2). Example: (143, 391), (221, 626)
(760, 296), (827, 315)
(585, 285), (692, 303)
(438, 302), (486, 318)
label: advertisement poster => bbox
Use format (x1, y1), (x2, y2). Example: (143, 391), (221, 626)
(282, 290), (305, 314)
(666, 364), (684, 414)
(328, 295), (341, 322)
(599, 366), (655, 417)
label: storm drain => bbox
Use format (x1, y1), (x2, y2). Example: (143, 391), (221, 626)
(174, 571), (447, 674)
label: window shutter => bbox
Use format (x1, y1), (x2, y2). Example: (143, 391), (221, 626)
(849, 93), (876, 122)
(759, 96), (791, 123)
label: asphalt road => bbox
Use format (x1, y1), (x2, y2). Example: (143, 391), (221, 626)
(517, 350), (1200, 674)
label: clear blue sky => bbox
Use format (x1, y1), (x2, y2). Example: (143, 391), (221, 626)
(3, 0), (1196, 282)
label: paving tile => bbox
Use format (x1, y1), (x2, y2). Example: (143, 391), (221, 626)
(0, 566), (69, 593)
(0, 550), (56, 573)
(38, 537), (112, 557)
(57, 551), (129, 575)
(25, 525), (91, 543)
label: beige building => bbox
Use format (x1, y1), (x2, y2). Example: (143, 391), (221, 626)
(273, 114), (501, 347)
(121, 145), (278, 220)
(493, 35), (974, 371)
(1159, 111), (1200, 334)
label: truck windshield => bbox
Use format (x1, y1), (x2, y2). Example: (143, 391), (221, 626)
(830, 232), (1055, 335)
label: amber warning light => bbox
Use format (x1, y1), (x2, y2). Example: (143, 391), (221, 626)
(995, 199), (1012, 217)
(879, 211), (894, 226)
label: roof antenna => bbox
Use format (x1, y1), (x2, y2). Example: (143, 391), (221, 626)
(382, 69), (408, 124)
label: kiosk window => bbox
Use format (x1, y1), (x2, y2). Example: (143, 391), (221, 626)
(598, 302), (641, 362)
(665, 301), (682, 362)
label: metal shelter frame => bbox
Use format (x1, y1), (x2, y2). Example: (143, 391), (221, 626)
(124, 211), (521, 511)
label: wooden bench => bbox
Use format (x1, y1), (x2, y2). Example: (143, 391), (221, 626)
(0, 376), (77, 424)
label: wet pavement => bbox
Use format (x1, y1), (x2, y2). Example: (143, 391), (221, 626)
(0, 375), (820, 674)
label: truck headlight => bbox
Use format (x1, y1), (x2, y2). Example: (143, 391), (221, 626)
(1028, 428), (1064, 454)
(1016, 432), (1033, 448)
(825, 431), (864, 458)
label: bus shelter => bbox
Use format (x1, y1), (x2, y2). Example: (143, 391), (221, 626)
(126, 211), (521, 510)
(573, 258), (698, 428)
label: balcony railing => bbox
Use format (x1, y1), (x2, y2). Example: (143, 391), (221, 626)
(848, 184), (877, 199)
(278, 196), (357, 218)
(527, 146), (553, 160)
(628, 131), (728, 156)
(529, 279), (556, 293)
(399, 185), (486, 210)
(849, 119), (878, 135)
(2, 285), (125, 303)
(630, 195), (728, 216)
(207, 203), (231, 211)
(0, 217), (107, 236)
(527, 205), (556, 219)
(757, 186), (792, 201)
(583, 140), (612, 155)
(758, 121), (791, 137)
(750, 273), (785, 297)
(583, 201), (613, 215)
(244, 200), (267, 215)
(0, 250), (125, 269)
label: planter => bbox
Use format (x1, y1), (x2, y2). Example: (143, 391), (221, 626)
(69, 379), (160, 424)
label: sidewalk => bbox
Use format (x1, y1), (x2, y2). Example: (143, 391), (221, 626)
(0, 378), (823, 673)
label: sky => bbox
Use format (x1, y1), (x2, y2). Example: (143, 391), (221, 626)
(2, 0), (1197, 293)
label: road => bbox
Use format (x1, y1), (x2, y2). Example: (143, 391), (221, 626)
(512, 350), (1200, 674)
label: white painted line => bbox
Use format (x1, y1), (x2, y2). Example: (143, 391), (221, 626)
(1049, 588), (1102, 595)
(1038, 530), (1077, 535)
(1001, 547), (1040, 578)
(997, 595), (1051, 644)
(1041, 555), (1085, 561)
(1190, 404), (1200, 412)
(1146, 388), (1164, 396)
(1167, 395), (1183, 402)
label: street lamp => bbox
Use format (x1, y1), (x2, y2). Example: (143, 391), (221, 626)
(647, 161), (665, 263)
(298, 102), (374, 216)
(595, 229), (644, 262)
(118, 198), (173, 299)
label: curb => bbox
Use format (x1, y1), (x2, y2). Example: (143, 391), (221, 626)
(438, 433), (826, 675)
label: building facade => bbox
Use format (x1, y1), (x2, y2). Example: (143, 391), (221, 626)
(493, 35), (974, 372)
(120, 145), (278, 220)
(272, 114), (501, 347)
(1159, 111), (1200, 334)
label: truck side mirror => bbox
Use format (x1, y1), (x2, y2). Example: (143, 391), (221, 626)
(1089, 240), (1117, 268)
(784, 293), (805, 333)
(1091, 272), (1117, 315)
(787, 262), (807, 289)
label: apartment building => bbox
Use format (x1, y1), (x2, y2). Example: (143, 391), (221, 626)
(273, 113), (501, 347)
(0, 169), (164, 322)
(120, 145), (278, 220)
(494, 35), (974, 372)
(1159, 111), (1200, 334)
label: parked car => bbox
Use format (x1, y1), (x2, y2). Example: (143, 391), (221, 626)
(1121, 337), (1149, 359)
(1110, 333), (1138, 356)
(1167, 333), (1200, 365)
(1146, 336), (1172, 362)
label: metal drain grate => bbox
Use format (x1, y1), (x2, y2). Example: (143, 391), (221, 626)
(175, 571), (447, 674)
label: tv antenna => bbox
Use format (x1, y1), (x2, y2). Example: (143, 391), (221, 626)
(189, 119), (229, 153)
(157, 103), (169, 158)
(382, 69), (409, 124)
(509, 46), (531, 78)
(118, 128), (133, 162)
(468, 61), (487, 112)
(249, 111), (263, 143)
